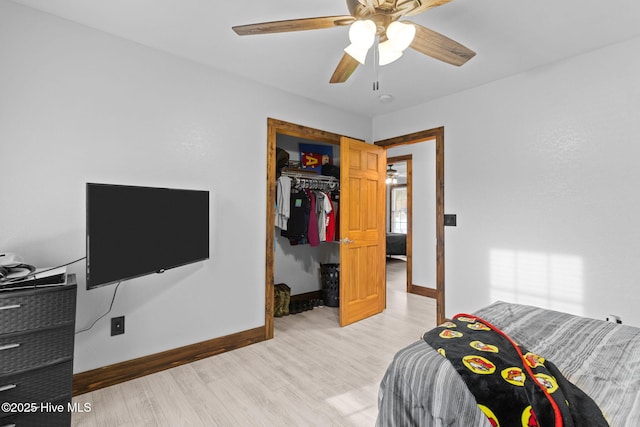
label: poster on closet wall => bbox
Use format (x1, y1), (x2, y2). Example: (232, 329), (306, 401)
(299, 143), (333, 173)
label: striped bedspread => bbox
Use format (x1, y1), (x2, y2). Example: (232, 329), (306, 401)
(376, 301), (640, 427)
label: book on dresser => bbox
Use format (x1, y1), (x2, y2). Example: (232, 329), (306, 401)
(0, 274), (77, 427)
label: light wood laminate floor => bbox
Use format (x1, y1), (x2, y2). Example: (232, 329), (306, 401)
(71, 259), (436, 426)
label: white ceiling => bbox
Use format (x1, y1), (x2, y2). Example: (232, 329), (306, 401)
(12, 0), (640, 117)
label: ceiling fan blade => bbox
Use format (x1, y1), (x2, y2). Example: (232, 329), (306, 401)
(408, 21), (475, 66)
(404, 0), (453, 17)
(233, 16), (355, 36)
(329, 53), (360, 83)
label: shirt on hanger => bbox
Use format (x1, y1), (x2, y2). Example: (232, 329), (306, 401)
(316, 191), (332, 242)
(305, 189), (320, 247)
(275, 176), (291, 230)
(326, 197), (336, 242)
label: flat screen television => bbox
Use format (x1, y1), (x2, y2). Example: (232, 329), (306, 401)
(86, 183), (209, 289)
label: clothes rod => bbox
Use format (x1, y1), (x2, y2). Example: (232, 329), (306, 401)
(281, 172), (338, 182)
(281, 171), (339, 191)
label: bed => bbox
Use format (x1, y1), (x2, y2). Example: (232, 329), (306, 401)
(386, 232), (407, 256)
(376, 301), (640, 427)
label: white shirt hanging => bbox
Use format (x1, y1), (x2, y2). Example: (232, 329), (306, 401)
(275, 176), (291, 230)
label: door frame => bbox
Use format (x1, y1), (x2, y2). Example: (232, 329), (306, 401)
(375, 127), (446, 324)
(264, 118), (343, 339)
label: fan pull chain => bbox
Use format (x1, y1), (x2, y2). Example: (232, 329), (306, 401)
(373, 38), (380, 91)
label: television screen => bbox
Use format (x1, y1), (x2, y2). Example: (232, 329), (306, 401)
(86, 183), (209, 289)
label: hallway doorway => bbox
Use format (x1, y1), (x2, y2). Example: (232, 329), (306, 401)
(376, 127), (445, 324)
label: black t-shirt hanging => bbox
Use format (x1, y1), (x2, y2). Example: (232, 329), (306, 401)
(281, 190), (309, 243)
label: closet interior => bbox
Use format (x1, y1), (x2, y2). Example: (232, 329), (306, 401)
(274, 133), (340, 317)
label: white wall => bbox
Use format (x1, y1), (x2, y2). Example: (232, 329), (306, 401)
(0, 1), (370, 372)
(373, 36), (640, 326)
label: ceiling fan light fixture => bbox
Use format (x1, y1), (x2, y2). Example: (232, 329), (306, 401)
(386, 164), (399, 184)
(348, 19), (376, 49)
(386, 21), (416, 52)
(344, 43), (370, 64)
(233, 0), (476, 85)
(378, 39), (403, 66)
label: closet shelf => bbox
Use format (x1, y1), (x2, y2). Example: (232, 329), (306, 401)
(281, 170), (338, 191)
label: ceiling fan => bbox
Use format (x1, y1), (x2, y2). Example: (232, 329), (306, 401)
(232, 0), (475, 84)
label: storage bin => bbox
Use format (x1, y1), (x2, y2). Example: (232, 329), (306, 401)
(320, 263), (339, 307)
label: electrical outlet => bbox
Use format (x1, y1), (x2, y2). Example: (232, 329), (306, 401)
(606, 314), (622, 324)
(111, 316), (125, 336)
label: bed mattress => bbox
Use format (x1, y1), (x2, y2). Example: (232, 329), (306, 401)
(376, 301), (640, 426)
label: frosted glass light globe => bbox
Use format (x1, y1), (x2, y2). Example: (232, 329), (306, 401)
(348, 20), (376, 49)
(386, 21), (416, 52)
(378, 39), (403, 65)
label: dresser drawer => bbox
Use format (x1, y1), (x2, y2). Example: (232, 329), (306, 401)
(0, 285), (76, 335)
(0, 326), (74, 376)
(0, 361), (72, 408)
(0, 398), (71, 427)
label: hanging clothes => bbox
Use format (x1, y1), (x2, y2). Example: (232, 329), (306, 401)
(315, 191), (325, 242)
(326, 197), (336, 242)
(275, 176), (291, 230)
(305, 189), (320, 247)
(276, 172), (340, 246)
(316, 191), (333, 242)
(281, 190), (309, 245)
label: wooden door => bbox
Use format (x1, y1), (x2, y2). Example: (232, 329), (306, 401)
(339, 136), (386, 326)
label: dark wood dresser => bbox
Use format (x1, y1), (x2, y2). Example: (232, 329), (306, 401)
(0, 275), (76, 427)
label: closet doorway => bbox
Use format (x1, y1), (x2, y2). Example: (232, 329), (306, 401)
(376, 127), (445, 324)
(265, 118), (386, 339)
